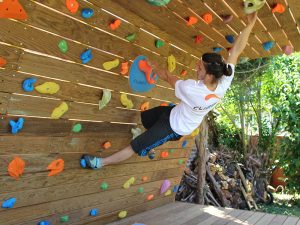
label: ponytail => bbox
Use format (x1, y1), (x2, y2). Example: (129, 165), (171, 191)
(223, 63), (233, 77)
(202, 53), (233, 79)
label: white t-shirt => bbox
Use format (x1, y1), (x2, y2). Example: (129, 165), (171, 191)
(170, 64), (235, 135)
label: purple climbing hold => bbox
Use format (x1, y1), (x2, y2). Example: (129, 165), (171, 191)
(90, 208), (98, 216)
(182, 140), (187, 148)
(262, 41), (274, 51)
(213, 47), (222, 53)
(2, 197), (16, 208)
(38, 221), (51, 225)
(81, 8), (94, 19)
(160, 179), (171, 194)
(9, 118), (24, 134)
(80, 49), (93, 64)
(22, 78), (37, 92)
(221, 15), (233, 24)
(225, 35), (235, 44)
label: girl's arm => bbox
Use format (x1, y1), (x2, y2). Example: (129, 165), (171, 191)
(227, 12), (258, 65)
(149, 61), (179, 88)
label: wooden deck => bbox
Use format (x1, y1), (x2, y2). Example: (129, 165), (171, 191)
(107, 202), (300, 225)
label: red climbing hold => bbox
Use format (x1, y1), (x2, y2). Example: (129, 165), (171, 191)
(147, 194), (154, 201)
(66, 0), (79, 14)
(0, 57), (7, 67)
(202, 13), (213, 24)
(138, 60), (157, 84)
(109, 19), (122, 30)
(8, 157), (25, 179)
(186, 16), (198, 26)
(0, 0), (28, 20)
(272, 3), (285, 13)
(102, 141), (111, 149)
(180, 70), (187, 77)
(160, 103), (168, 106)
(161, 151), (169, 158)
(47, 159), (64, 176)
(194, 35), (203, 44)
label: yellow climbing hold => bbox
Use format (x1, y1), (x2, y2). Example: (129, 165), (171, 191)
(191, 128), (200, 137)
(167, 54), (176, 72)
(118, 210), (127, 219)
(103, 59), (120, 71)
(99, 89), (112, 110)
(120, 93), (133, 109)
(164, 190), (172, 196)
(51, 102), (68, 119)
(123, 176), (135, 189)
(35, 82), (60, 94)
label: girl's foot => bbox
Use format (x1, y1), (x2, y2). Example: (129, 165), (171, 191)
(80, 154), (103, 169)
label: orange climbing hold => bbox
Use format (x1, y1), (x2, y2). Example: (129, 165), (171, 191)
(109, 19), (122, 30)
(47, 159), (64, 176)
(186, 16), (198, 26)
(202, 13), (213, 24)
(147, 194), (154, 201)
(0, 57), (7, 67)
(121, 62), (129, 75)
(272, 3), (285, 13)
(140, 102), (150, 112)
(161, 151), (169, 158)
(142, 176), (148, 182)
(160, 103), (168, 106)
(8, 157), (25, 179)
(180, 70), (187, 77)
(138, 60), (157, 84)
(66, 0), (79, 14)
(0, 0), (28, 20)
(102, 141), (111, 149)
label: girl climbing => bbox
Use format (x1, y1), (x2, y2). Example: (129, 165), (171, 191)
(81, 12), (258, 169)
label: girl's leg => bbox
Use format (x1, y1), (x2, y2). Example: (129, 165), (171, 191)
(102, 145), (135, 166)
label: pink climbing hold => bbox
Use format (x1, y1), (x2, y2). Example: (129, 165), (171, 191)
(282, 45), (293, 55)
(221, 15), (233, 24)
(160, 179), (171, 194)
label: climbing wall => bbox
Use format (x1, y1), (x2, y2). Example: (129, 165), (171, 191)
(0, 0), (299, 225)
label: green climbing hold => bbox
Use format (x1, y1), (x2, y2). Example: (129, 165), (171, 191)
(100, 182), (108, 190)
(58, 40), (68, 53)
(126, 33), (136, 42)
(155, 39), (165, 48)
(138, 187), (144, 193)
(169, 149), (175, 153)
(147, 0), (171, 6)
(60, 215), (69, 222)
(72, 123), (82, 133)
(178, 159), (184, 165)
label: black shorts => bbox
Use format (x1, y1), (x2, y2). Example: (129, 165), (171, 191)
(130, 106), (182, 156)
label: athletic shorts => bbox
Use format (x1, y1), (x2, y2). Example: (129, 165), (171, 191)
(130, 106), (182, 156)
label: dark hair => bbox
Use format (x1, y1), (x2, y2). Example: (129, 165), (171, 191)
(202, 53), (232, 78)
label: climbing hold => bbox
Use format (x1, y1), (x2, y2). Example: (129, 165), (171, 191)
(180, 70), (187, 77)
(169, 149), (175, 153)
(138, 187), (144, 193)
(169, 103), (176, 107)
(60, 215), (69, 222)
(160, 179), (171, 194)
(244, 0), (266, 14)
(0, 57), (7, 67)
(225, 35), (235, 44)
(165, 190), (172, 196)
(35, 82), (60, 94)
(132, 223), (146, 225)
(66, 0), (79, 14)
(109, 19), (122, 30)
(202, 13), (213, 24)
(131, 127), (142, 139)
(80, 158), (86, 168)
(221, 15), (233, 24)
(8, 156), (25, 179)
(90, 208), (99, 216)
(282, 45), (293, 55)
(182, 140), (188, 148)
(118, 211), (127, 219)
(191, 128), (200, 137)
(51, 102), (68, 119)
(147, 194), (154, 201)
(102, 141), (111, 149)
(167, 55), (176, 72)
(146, 0), (171, 6)
(226, 47), (232, 52)
(80, 49), (93, 64)
(213, 47), (222, 53)
(186, 16), (198, 26)
(72, 123), (82, 133)
(160, 103), (168, 106)
(120, 93), (134, 109)
(123, 177), (135, 189)
(194, 35), (203, 44)
(0, 0), (28, 20)
(126, 33), (136, 42)
(272, 3), (285, 13)
(103, 59), (120, 71)
(81, 8), (94, 19)
(262, 41), (274, 51)
(38, 221), (51, 225)
(178, 159), (185, 165)
(9, 118), (24, 134)
(1, 197), (16, 209)
(138, 60), (157, 84)
(140, 102), (150, 111)
(47, 159), (64, 176)
(148, 150), (156, 160)
(22, 78), (37, 92)
(99, 89), (112, 110)
(142, 176), (148, 182)
(173, 185), (180, 193)
(100, 182), (108, 190)
(58, 40), (68, 53)
(121, 62), (129, 75)
(155, 39), (165, 48)
(161, 151), (168, 158)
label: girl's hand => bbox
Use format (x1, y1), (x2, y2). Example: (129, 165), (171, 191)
(247, 11), (258, 25)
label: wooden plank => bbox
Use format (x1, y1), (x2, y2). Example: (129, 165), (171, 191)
(244, 211), (266, 224)
(269, 214), (288, 225)
(0, 92), (9, 114)
(226, 209), (255, 225)
(282, 216), (300, 225)
(196, 207), (238, 225)
(256, 213), (277, 225)
(210, 208), (245, 225)
(0, 43), (23, 71)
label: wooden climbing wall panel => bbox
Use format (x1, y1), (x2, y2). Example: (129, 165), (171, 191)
(0, 0), (299, 224)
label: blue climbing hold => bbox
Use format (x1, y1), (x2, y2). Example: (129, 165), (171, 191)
(90, 208), (98, 216)
(225, 35), (235, 44)
(80, 158), (87, 168)
(148, 151), (156, 160)
(81, 8), (94, 19)
(213, 47), (222, 53)
(182, 140), (187, 148)
(173, 185), (180, 193)
(38, 221), (51, 225)
(262, 41), (274, 51)
(2, 197), (16, 208)
(22, 78), (37, 92)
(80, 49), (93, 64)
(9, 118), (24, 134)
(169, 103), (176, 107)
